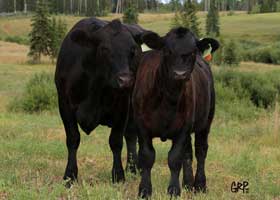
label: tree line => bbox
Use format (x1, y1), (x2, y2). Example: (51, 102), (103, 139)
(0, 0), (160, 15)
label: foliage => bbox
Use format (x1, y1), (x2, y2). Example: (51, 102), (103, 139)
(250, 3), (261, 14)
(223, 39), (240, 66)
(28, 0), (52, 63)
(4, 35), (29, 45)
(215, 70), (280, 108)
(123, 6), (138, 24)
(242, 42), (280, 64)
(49, 17), (67, 60)
(171, 0), (201, 37)
(277, 2), (280, 12)
(8, 72), (57, 113)
(206, 0), (220, 37)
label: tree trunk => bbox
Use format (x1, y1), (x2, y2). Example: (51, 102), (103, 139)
(24, 0), (27, 13)
(14, 0), (16, 13)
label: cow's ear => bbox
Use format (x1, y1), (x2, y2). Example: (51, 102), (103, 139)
(109, 19), (122, 33)
(197, 38), (220, 53)
(70, 29), (99, 47)
(141, 31), (164, 50)
(124, 24), (147, 45)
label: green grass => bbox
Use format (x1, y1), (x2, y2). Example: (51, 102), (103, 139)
(0, 62), (280, 199)
(0, 12), (280, 43)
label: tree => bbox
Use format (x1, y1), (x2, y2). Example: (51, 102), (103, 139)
(171, 0), (201, 37)
(206, 0), (220, 36)
(28, 0), (52, 63)
(123, 6), (139, 24)
(48, 17), (67, 61)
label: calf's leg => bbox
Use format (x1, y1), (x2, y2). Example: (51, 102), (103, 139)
(182, 134), (194, 191)
(194, 129), (209, 192)
(109, 127), (125, 183)
(58, 97), (80, 186)
(138, 135), (155, 199)
(167, 134), (186, 197)
(124, 129), (138, 174)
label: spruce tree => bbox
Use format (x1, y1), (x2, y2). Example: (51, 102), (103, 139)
(123, 4), (139, 24)
(206, 0), (220, 37)
(171, 0), (201, 38)
(28, 0), (52, 63)
(49, 17), (67, 61)
(171, 0), (200, 37)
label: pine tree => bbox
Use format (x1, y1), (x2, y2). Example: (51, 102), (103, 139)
(28, 0), (52, 63)
(49, 17), (67, 61)
(123, 3), (138, 24)
(171, 0), (201, 37)
(206, 0), (220, 37)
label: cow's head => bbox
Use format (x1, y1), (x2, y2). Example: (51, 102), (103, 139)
(70, 19), (143, 89)
(142, 27), (219, 81)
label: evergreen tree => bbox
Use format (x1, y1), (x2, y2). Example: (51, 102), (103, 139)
(28, 0), (52, 63)
(171, 0), (201, 37)
(206, 0), (220, 36)
(49, 17), (67, 61)
(123, 4), (138, 24)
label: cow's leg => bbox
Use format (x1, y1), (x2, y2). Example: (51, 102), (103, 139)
(138, 134), (155, 199)
(167, 134), (186, 197)
(194, 129), (209, 193)
(109, 127), (125, 183)
(124, 125), (138, 174)
(182, 134), (194, 191)
(58, 97), (80, 186)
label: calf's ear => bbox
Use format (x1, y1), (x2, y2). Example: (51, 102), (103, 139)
(141, 31), (164, 50)
(197, 38), (220, 53)
(70, 29), (99, 47)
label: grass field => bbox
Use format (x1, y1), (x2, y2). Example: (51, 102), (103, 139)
(0, 12), (280, 43)
(0, 12), (280, 200)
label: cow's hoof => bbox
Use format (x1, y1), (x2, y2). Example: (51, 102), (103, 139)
(194, 181), (207, 193)
(138, 186), (152, 199)
(168, 185), (181, 197)
(183, 184), (193, 192)
(63, 176), (76, 188)
(112, 168), (125, 183)
(126, 164), (137, 175)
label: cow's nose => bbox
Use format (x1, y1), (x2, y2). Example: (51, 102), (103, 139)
(117, 74), (133, 88)
(173, 70), (187, 80)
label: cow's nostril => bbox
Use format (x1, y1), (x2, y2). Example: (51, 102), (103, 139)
(117, 75), (132, 88)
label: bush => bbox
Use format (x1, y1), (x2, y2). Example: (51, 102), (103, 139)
(123, 7), (138, 24)
(215, 70), (280, 108)
(241, 42), (280, 64)
(223, 39), (240, 66)
(8, 72), (57, 113)
(5, 35), (29, 45)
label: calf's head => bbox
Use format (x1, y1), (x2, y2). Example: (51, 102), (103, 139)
(142, 27), (219, 81)
(70, 19), (143, 89)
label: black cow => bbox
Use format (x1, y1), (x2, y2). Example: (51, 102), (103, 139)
(55, 18), (146, 185)
(132, 28), (219, 198)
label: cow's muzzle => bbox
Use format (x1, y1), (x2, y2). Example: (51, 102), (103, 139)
(117, 73), (133, 88)
(173, 70), (188, 80)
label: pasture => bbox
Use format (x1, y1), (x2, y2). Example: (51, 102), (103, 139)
(0, 12), (280, 200)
